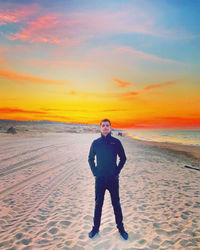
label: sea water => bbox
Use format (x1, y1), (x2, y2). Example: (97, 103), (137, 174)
(124, 129), (200, 146)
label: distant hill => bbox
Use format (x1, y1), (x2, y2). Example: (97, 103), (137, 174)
(0, 120), (121, 134)
(0, 119), (99, 127)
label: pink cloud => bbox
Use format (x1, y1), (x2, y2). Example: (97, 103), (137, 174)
(1, 3), (193, 46)
(71, 11), (154, 36)
(0, 6), (36, 25)
(8, 14), (70, 44)
(4, 5), (155, 44)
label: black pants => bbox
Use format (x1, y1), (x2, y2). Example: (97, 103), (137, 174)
(93, 175), (124, 231)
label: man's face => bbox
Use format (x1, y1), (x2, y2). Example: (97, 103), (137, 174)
(100, 121), (111, 136)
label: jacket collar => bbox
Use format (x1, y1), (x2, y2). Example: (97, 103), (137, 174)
(101, 132), (111, 142)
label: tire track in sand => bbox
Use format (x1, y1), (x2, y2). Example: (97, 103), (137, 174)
(0, 157), (81, 245)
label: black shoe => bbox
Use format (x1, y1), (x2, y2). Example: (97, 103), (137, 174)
(88, 228), (99, 238)
(119, 229), (128, 240)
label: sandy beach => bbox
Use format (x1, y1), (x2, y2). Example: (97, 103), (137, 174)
(0, 131), (200, 250)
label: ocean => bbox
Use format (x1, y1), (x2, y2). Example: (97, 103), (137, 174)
(124, 129), (200, 146)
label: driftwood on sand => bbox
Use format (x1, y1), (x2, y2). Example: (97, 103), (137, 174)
(184, 165), (200, 172)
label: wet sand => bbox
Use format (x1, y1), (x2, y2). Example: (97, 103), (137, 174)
(0, 132), (200, 249)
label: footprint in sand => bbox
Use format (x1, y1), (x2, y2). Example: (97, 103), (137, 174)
(15, 232), (23, 239)
(48, 227), (58, 234)
(155, 229), (168, 236)
(59, 220), (71, 227)
(47, 221), (57, 227)
(35, 215), (48, 221)
(41, 232), (48, 238)
(148, 243), (160, 249)
(79, 234), (86, 240)
(83, 215), (92, 221)
(193, 201), (200, 208)
(0, 219), (6, 225)
(83, 225), (90, 230)
(152, 236), (162, 244)
(161, 240), (176, 247)
(138, 239), (147, 245)
(20, 238), (32, 246)
(26, 219), (39, 224)
(102, 227), (113, 234)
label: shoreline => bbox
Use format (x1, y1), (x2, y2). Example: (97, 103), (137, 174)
(1, 128), (200, 162)
(126, 133), (200, 162)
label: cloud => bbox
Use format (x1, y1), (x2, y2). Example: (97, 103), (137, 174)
(0, 4), (154, 45)
(67, 89), (140, 100)
(1, 2), (195, 46)
(118, 91), (139, 99)
(1, 4), (157, 45)
(102, 109), (129, 112)
(153, 116), (200, 128)
(67, 90), (106, 98)
(26, 57), (92, 69)
(112, 78), (133, 88)
(49, 88), (140, 101)
(0, 107), (45, 115)
(117, 46), (182, 64)
(112, 115), (200, 129)
(143, 79), (180, 91)
(8, 14), (70, 44)
(0, 6), (36, 25)
(0, 69), (68, 86)
(41, 108), (89, 112)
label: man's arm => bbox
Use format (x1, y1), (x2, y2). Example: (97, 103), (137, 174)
(88, 141), (96, 176)
(116, 140), (127, 175)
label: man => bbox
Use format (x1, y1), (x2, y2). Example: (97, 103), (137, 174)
(88, 119), (128, 240)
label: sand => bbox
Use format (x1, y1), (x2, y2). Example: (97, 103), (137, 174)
(0, 132), (200, 250)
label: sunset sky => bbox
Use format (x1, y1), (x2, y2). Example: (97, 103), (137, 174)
(0, 0), (200, 129)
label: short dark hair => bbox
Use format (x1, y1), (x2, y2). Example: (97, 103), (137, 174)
(100, 119), (111, 126)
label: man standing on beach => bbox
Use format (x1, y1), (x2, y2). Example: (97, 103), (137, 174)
(88, 119), (128, 240)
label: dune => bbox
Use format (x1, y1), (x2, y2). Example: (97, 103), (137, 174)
(0, 132), (199, 249)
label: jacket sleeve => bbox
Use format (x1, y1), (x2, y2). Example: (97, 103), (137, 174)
(116, 140), (127, 175)
(88, 141), (96, 176)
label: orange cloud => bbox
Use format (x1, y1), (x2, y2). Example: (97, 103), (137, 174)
(0, 69), (68, 86)
(112, 78), (133, 88)
(66, 89), (139, 100)
(49, 89), (140, 102)
(144, 80), (179, 91)
(41, 108), (89, 112)
(119, 91), (139, 99)
(111, 116), (200, 129)
(0, 107), (45, 115)
(102, 109), (129, 112)
(69, 90), (78, 95)
(66, 90), (106, 98)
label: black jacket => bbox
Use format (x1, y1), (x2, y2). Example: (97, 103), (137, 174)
(88, 132), (127, 177)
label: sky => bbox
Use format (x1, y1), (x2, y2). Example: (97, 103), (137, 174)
(0, 0), (200, 129)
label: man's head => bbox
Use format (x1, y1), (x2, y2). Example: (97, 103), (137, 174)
(100, 119), (111, 136)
